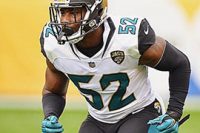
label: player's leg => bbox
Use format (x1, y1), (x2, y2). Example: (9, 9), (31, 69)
(117, 99), (162, 133)
(79, 114), (104, 133)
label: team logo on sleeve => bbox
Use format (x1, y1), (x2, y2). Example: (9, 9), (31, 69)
(110, 51), (125, 64)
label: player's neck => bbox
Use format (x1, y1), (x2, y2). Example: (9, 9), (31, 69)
(76, 25), (104, 49)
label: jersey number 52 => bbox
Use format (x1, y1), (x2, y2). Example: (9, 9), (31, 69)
(68, 73), (136, 111)
(118, 17), (138, 35)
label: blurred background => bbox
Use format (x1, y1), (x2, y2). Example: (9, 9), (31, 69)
(0, 0), (200, 132)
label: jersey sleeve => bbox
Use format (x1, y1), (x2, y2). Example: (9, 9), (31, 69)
(138, 18), (156, 55)
(39, 23), (60, 64)
(40, 24), (47, 58)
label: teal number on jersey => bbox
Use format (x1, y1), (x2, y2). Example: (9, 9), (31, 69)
(118, 17), (138, 35)
(45, 28), (54, 37)
(100, 73), (135, 111)
(68, 74), (104, 110)
(68, 73), (136, 111)
(45, 24), (54, 37)
(45, 24), (61, 37)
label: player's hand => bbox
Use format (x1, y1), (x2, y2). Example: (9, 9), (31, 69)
(42, 115), (64, 133)
(148, 114), (178, 133)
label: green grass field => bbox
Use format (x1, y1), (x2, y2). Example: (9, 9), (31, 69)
(0, 109), (199, 133)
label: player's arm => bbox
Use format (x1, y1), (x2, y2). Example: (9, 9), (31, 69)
(40, 24), (69, 132)
(42, 59), (69, 118)
(42, 59), (69, 133)
(138, 19), (191, 132)
(138, 19), (191, 119)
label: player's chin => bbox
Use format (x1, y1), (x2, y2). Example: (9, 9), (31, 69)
(68, 23), (81, 31)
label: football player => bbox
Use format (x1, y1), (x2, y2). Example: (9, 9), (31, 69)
(40, 0), (191, 133)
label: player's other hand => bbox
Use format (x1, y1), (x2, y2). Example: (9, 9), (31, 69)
(42, 115), (64, 133)
(147, 114), (178, 133)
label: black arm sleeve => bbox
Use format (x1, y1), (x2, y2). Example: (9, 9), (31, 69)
(42, 93), (66, 119)
(154, 41), (191, 119)
(138, 18), (156, 55)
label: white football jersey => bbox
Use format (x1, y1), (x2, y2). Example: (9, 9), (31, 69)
(41, 15), (159, 123)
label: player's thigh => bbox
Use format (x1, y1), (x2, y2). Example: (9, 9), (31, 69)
(79, 115), (103, 133)
(79, 121), (103, 133)
(117, 116), (149, 133)
(117, 109), (159, 133)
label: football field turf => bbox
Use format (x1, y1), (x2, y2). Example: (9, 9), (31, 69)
(0, 109), (199, 133)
